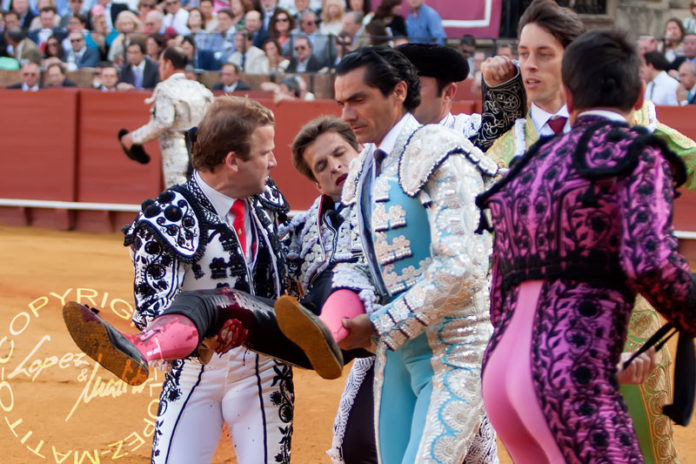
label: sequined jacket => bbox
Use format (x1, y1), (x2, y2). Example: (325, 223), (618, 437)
(336, 114), (499, 350)
(477, 115), (696, 463)
(131, 73), (213, 187)
(123, 176), (289, 331)
(281, 195), (360, 298)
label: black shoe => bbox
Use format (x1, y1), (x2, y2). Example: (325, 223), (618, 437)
(62, 301), (149, 386)
(275, 295), (344, 380)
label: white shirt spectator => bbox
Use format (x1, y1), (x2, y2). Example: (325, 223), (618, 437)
(163, 7), (190, 35)
(645, 70), (679, 106)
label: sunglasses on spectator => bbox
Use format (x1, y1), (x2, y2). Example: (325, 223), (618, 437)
(302, 20), (316, 25)
(276, 17), (289, 22)
(22, 72), (38, 76)
(71, 38), (83, 42)
(294, 45), (307, 50)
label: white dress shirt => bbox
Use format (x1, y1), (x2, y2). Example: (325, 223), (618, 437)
(529, 103), (571, 136)
(645, 71), (679, 106)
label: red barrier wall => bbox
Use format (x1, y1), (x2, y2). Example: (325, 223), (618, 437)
(3, 91), (696, 239)
(0, 89), (79, 229)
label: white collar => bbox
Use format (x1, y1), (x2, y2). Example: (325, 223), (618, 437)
(194, 170), (239, 219)
(530, 103), (569, 131)
(378, 113), (416, 155)
(577, 109), (627, 123)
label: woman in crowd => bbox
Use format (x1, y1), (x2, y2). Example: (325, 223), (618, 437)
(269, 8), (294, 52)
(186, 7), (207, 35)
(107, 10), (142, 63)
(661, 17), (685, 63)
(145, 32), (166, 62)
(263, 38), (289, 72)
(345, 0), (372, 25)
(42, 34), (65, 66)
(373, 0), (406, 38)
(320, 0), (344, 36)
(88, 6), (119, 61)
(683, 1), (696, 35)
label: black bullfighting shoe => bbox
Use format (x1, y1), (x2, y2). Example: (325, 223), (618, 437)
(274, 295), (344, 380)
(62, 301), (149, 386)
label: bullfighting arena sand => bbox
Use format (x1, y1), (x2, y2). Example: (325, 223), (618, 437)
(0, 225), (693, 463)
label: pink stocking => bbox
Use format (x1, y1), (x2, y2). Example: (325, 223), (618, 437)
(125, 314), (200, 362)
(320, 290), (365, 343)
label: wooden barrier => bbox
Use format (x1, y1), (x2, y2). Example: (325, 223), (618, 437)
(2, 89), (696, 239)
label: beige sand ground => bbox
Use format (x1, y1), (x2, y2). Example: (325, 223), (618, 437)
(0, 226), (693, 463)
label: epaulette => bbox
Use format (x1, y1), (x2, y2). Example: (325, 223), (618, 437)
(123, 186), (207, 262)
(341, 145), (370, 205)
(254, 177), (289, 217)
(399, 124), (499, 198)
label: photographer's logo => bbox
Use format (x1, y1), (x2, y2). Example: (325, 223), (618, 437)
(0, 288), (160, 462)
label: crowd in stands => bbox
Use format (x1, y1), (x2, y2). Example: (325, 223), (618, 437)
(0, 0), (452, 94)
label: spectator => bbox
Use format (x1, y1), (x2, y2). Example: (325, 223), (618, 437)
(677, 60), (696, 105)
(228, 27), (268, 72)
(87, 8), (118, 60)
(340, 10), (361, 46)
(285, 33), (320, 71)
(98, 61), (118, 90)
(199, 7), (235, 63)
(28, 6), (65, 46)
(268, 7), (293, 50)
(86, 0), (129, 33)
(228, 0), (252, 29)
(41, 33), (64, 64)
(406, 0), (445, 45)
(200, 0), (218, 32)
(117, 40), (159, 88)
(496, 42), (515, 60)
(295, 9), (334, 65)
(179, 34), (199, 67)
(469, 49), (487, 94)
(278, 75), (299, 97)
(345, 0), (372, 25)
(258, 0), (279, 33)
(12, 0), (36, 31)
(263, 38), (288, 71)
(44, 61), (76, 86)
(6, 61), (40, 89)
(63, 29), (98, 68)
(107, 10), (142, 62)
(661, 17), (684, 63)
(59, 0), (83, 28)
(364, 18), (388, 45)
(186, 7), (205, 34)
(145, 32), (164, 62)
(642, 51), (679, 106)
(7, 27), (42, 63)
(459, 34), (475, 71)
(162, 0), (189, 35)
(143, 10), (164, 34)
(673, 33), (696, 71)
(245, 9), (267, 48)
(60, 12), (84, 52)
(333, 30), (352, 63)
(374, 0), (406, 38)
(293, 0), (315, 24)
(637, 34), (658, 56)
(4, 10), (21, 34)
(212, 61), (250, 90)
(320, 0), (345, 37)
(684, 1), (696, 35)
(137, 0), (156, 23)
(27, 0), (60, 30)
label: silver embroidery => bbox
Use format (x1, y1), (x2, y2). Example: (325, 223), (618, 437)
(372, 203), (407, 231)
(374, 233), (413, 266)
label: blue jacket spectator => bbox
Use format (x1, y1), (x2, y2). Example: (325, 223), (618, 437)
(406, 0), (445, 45)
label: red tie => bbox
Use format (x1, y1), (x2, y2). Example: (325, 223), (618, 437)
(230, 200), (246, 257)
(548, 116), (567, 135)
